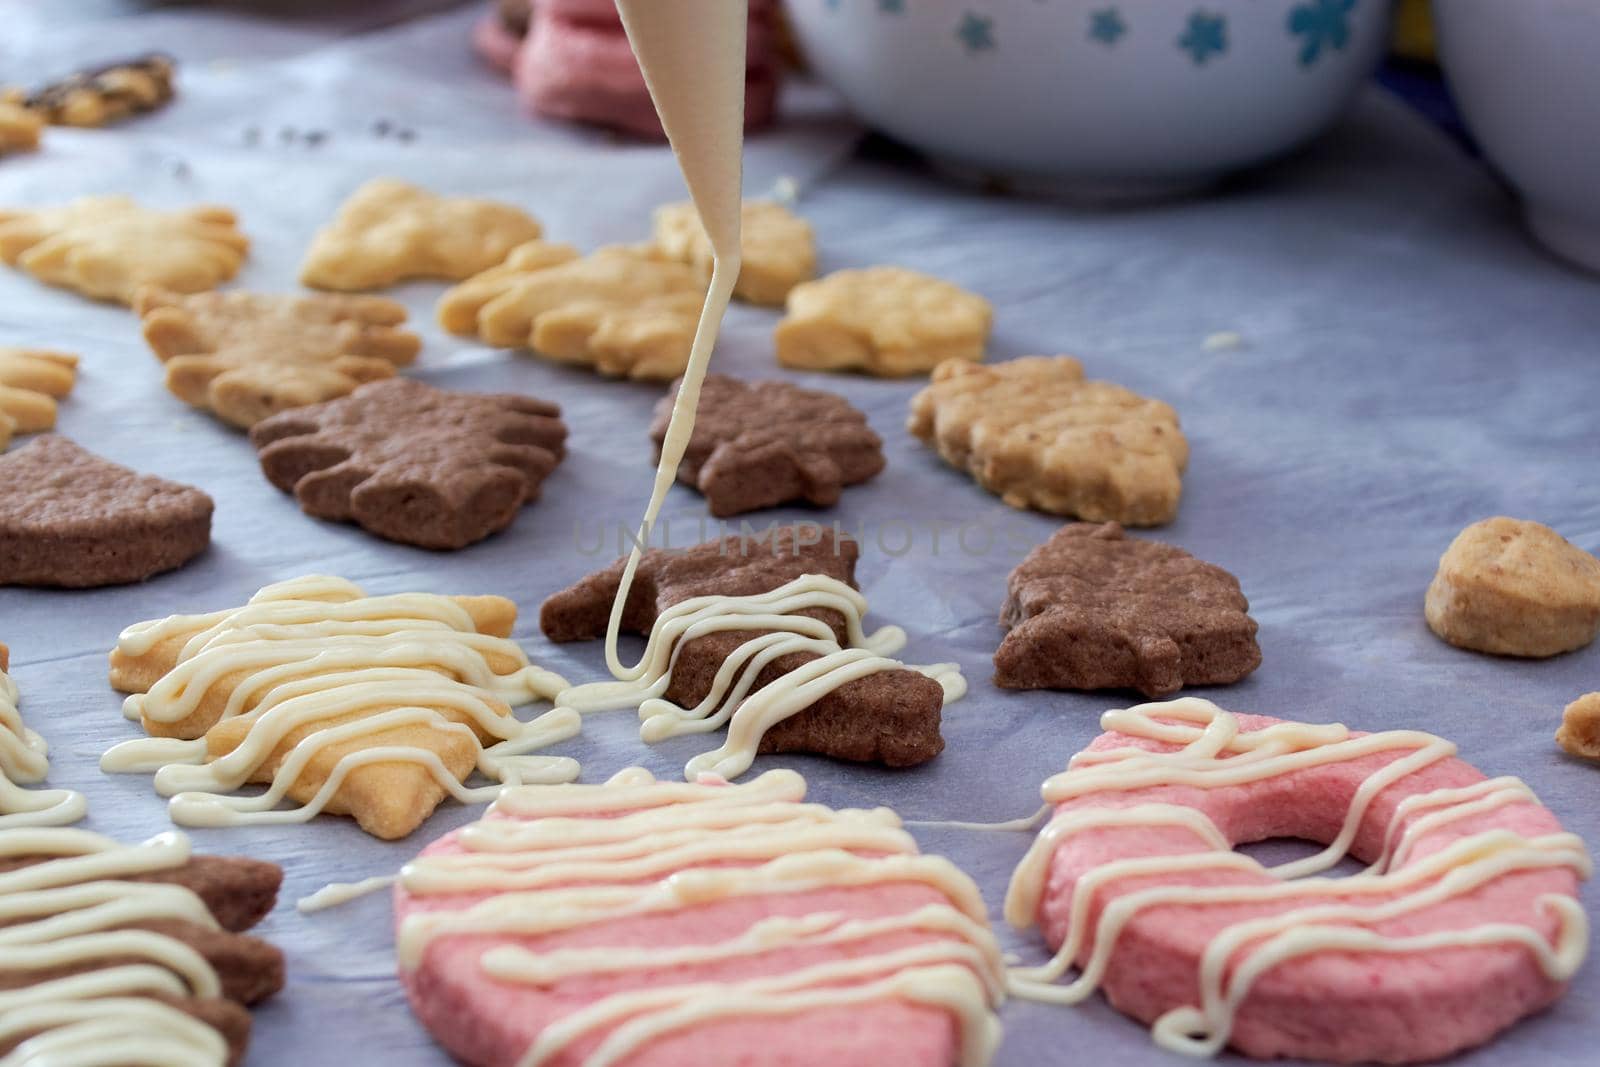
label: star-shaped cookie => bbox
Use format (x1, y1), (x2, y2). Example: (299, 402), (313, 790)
(652, 198), (815, 306)
(0, 347), (76, 450)
(438, 240), (708, 380)
(996, 522), (1261, 698)
(135, 286), (422, 429)
(651, 373), (884, 516)
(909, 355), (1188, 526)
(250, 378), (567, 549)
(0, 196), (247, 304)
(775, 265), (992, 376)
(541, 525), (946, 768)
(300, 179), (544, 291)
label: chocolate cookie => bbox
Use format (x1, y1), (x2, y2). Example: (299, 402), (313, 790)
(542, 525), (945, 767)
(996, 522), (1260, 698)
(650, 373), (885, 517)
(250, 378), (567, 550)
(0, 434), (213, 588)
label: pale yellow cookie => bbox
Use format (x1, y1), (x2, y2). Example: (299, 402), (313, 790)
(0, 97), (42, 156)
(908, 355), (1188, 526)
(774, 265), (991, 377)
(300, 178), (544, 291)
(0, 196), (247, 304)
(1557, 692), (1600, 761)
(0, 348), (77, 443)
(653, 199), (815, 306)
(1425, 517), (1600, 658)
(135, 286), (422, 429)
(438, 240), (709, 381)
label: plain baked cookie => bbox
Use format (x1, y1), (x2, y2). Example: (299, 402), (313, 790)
(909, 355), (1188, 526)
(775, 265), (992, 376)
(1425, 516), (1600, 657)
(652, 198), (815, 306)
(0, 434), (212, 588)
(0, 347), (77, 450)
(300, 179), (543, 291)
(0, 97), (42, 155)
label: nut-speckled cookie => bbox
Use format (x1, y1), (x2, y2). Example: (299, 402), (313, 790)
(996, 522), (1260, 698)
(0, 434), (213, 587)
(250, 378), (567, 550)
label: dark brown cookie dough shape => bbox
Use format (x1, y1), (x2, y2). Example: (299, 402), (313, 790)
(650, 373), (885, 517)
(996, 522), (1261, 698)
(0, 434), (212, 588)
(542, 524), (944, 767)
(250, 378), (567, 550)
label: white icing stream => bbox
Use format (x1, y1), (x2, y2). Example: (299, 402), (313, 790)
(0, 664), (87, 828)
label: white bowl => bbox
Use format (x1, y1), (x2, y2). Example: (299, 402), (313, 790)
(1434, 0), (1600, 274)
(784, 0), (1393, 198)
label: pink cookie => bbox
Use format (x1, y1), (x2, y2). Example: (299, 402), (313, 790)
(1010, 698), (1590, 1063)
(395, 770), (1004, 1067)
(473, 12), (524, 76)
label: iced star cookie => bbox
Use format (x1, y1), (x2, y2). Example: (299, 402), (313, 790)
(250, 378), (567, 550)
(0, 828), (284, 1066)
(541, 525), (960, 780)
(909, 356), (1188, 526)
(135, 286), (421, 429)
(774, 266), (992, 377)
(1, 641), (87, 827)
(996, 522), (1260, 698)
(438, 240), (708, 380)
(653, 199), (815, 306)
(1425, 517), (1600, 658)
(104, 575), (576, 840)
(396, 767), (1004, 1067)
(300, 179), (544, 291)
(0, 435), (213, 588)
(0, 347), (76, 450)
(0, 196), (247, 304)
(1006, 697), (1590, 1063)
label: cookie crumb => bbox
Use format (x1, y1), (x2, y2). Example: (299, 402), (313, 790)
(1202, 330), (1245, 351)
(1557, 693), (1600, 761)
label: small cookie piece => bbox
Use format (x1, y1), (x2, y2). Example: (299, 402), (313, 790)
(1, 639), (89, 827)
(0, 96), (43, 155)
(653, 199), (816, 306)
(996, 522), (1260, 698)
(300, 179), (544, 291)
(651, 373), (884, 516)
(1425, 517), (1600, 658)
(0, 196), (247, 304)
(909, 355), (1188, 526)
(1557, 693), (1600, 761)
(250, 378), (567, 550)
(135, 286), (421, 429)
(438, 239), (708, 380)
(0, 348), (78, 447)
(19, 53), (176, 127)
(0, 435), (212, 588)
(774, 266), (992, 376)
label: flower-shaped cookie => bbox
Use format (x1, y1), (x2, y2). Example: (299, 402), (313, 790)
(135, 286), (422, 429)
(438, 240), (709, 380)
(0, 347), (76, 450)
(652, 198), (815, 306)
(0, 196), (247, 304)
(775, 265), (992, 376)
(909, 355), (1188, 526)
(300, 179), (544, 291)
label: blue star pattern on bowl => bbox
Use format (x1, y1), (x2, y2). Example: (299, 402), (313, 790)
(1289, 0), (1358, 66)
(1089, 8), (1127, 47)
(1178, 10), (1228, 66)
(956, 11), (996, 54)
(878, 0), (904, 13)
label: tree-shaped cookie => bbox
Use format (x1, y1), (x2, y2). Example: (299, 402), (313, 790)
(250, 378), (568, 550)
(653, 198), (815, 306)
(651, 373), (884, 516)
(775, 265), (992, 376)
(300, 179), (544, 291)
(437, 239), (708, 380)
(0, 347), (76, 450)
(909, 355), (1188, 526)
(996, 522), (1261, 698)
(0, 196), (247, 304)
(135, 286), (422, 429)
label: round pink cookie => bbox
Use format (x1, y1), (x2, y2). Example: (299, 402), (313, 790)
(1029, 711), (1586, 1063)
(397, 814), (973, 1067)
(473, 13), (523, 76)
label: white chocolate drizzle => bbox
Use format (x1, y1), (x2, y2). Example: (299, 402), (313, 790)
(556, 574), (964, 781)
(0, 661), (87, 828)
(101, 576), (577, 831)
(398, 768), (1004, 1067)
(1004, 697), (1592, 1058)
(0, 828), (231, 1066)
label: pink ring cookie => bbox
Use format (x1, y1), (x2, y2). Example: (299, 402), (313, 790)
(1006, 697), (1591, 1064)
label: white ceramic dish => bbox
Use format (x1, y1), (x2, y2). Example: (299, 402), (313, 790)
(1434, 0), (1600, 274)
(784, 0), (1393, 198)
